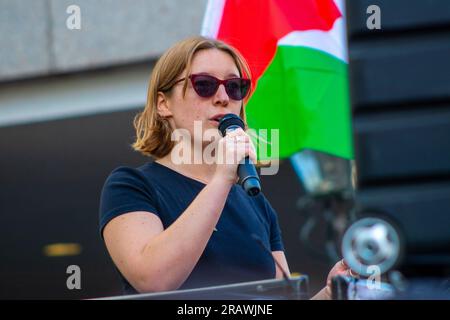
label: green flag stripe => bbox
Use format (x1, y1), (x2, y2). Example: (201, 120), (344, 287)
(246, 45), (353, 160)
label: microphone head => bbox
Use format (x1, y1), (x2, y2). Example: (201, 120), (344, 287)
(218, 113), (245, 136)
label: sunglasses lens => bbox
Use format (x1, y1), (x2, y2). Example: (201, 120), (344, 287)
(225, 78), (250, 100)
(190, 75), (250, 100)
(192, 76), (219, 98)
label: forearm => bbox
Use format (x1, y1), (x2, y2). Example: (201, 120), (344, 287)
(137, 175), (233, 292)
(311, 287), (331, 300)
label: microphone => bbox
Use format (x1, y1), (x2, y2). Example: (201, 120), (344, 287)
(218, 114), (261, 196)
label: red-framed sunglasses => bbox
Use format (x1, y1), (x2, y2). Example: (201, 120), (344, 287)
(173, 74), (251, 101)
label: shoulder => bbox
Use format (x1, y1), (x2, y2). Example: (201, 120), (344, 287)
(100, 163), (164, 206)
(105, 163), (147, 181)
(103, 163), (158, 189)
(99, 163), (160, 215)
(99, 163), (160, 237)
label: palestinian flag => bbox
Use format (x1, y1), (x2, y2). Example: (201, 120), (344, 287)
(201, 0), (353, 160)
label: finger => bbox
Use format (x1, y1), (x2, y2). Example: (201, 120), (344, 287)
(242, 144), (257, 165)
(235, 143), (254, 163)
(349, 269), (359, 278)
(225, 134), (242, 146)
(235, 127), (246, 135)
(248, 148), (257, 164)
(246, 135), (256, 150)
(233, 131), (249, 141)
(224, 135), (236, 148)
(226, 128), (245, 137)
(346, 268), (359, 278)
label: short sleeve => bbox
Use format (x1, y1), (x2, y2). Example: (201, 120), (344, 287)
(98, 166), (159, 238)
(264, 198), (285, 252)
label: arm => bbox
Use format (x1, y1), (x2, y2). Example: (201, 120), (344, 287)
(311, 287), (331, 300)
(271, 252), (353, 300)
(272, 251), (290, 279)
(271, 251), (333, 299)
(311, 259), (354, 300)
(103, 128), (256, 293)
(103, 175), (233, 293)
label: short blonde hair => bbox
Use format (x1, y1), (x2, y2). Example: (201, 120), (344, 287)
(132, 36), (252, 158)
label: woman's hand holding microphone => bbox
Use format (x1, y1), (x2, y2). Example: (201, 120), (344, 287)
(213, 128), (257, 186)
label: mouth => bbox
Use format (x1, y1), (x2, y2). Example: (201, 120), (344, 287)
(209, 114), (226, 123)
(208, 119), (220, 127)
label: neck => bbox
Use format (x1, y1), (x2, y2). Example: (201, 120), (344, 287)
(155, 151), (217, 185)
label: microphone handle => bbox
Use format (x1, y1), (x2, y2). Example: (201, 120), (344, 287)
(237, 156), (261, 196)
(225, 126), (261, 196)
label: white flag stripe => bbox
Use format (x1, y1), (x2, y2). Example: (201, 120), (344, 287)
(277, 17), (348, 63)
(334, 0), (346, 17)
(200, 0), (226, 38)
(200, 0), (348, 62)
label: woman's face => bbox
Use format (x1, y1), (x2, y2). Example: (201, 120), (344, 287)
(160, 48), (243, 144)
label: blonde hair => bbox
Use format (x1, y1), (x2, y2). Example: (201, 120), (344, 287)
(132, 36), (252, 158)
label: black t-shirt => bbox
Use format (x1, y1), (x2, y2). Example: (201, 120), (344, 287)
(99, 161), (284, 294)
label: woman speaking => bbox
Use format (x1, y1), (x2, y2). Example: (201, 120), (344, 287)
(99, 36), (352, 298)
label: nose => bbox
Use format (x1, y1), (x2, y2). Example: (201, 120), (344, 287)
(213, 84), (229, 107)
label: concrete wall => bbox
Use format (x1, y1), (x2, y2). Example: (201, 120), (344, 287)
(0, 0), (208, 127)
(0, 0), (207, 81)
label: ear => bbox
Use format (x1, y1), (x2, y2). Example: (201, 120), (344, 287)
(157, 91), (173, 118)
